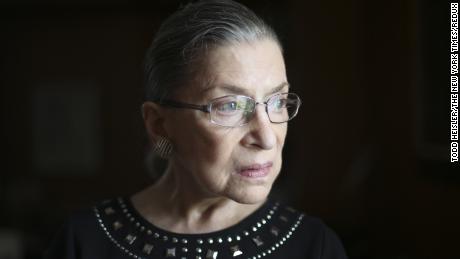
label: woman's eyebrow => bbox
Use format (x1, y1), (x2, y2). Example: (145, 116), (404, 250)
(267, 82), (290, 95)
(201, 82), (289, 96)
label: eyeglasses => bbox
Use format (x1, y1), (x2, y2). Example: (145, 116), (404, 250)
(155, 92), (301, 127)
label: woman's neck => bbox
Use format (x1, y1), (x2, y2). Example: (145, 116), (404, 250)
(131, 165), (264, 234)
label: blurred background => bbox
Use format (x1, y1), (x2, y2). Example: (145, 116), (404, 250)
(1, 0), (459, 258)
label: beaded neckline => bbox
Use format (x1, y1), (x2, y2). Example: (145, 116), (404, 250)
(123, 196), (275, 238)
(94, 197), (304, 259)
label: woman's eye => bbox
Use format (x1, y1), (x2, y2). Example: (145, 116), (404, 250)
(273, 98), (287, 109)
(218, 101), (238, 111)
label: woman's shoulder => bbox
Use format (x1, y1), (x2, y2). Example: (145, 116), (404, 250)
(53, 198), (119, 237)
(264, 199), (326, 233)
(44, 198), (118, 259)
(45, 197), (152, 259)
(266, 200), (348, 259)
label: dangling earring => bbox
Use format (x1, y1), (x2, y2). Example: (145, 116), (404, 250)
(153, 136), (173, 159)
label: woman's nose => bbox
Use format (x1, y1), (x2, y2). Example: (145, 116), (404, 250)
(243, 105), (276, 150)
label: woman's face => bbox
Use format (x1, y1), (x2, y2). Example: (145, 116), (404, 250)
(165, 39), (288, 204)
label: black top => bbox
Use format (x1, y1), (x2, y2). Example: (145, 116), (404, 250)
(44, 197), (348, 259)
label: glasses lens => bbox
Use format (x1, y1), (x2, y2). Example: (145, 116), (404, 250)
(267, 93), (301, 123)
(210, 95), (254, 126)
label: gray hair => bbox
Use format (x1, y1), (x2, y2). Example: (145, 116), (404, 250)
(144, 0), (282, 102)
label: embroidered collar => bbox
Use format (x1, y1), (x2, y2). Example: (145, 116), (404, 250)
(94, 197), (304, 259)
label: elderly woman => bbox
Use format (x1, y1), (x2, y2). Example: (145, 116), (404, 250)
(45, 0), (348, 258)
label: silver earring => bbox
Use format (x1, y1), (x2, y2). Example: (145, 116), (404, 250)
(153, 136), (173, 159)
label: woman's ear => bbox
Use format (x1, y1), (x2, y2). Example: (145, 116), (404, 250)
(142, 101), (167, 143)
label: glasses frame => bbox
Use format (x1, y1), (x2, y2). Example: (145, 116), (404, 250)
(155, 92), (301, 127)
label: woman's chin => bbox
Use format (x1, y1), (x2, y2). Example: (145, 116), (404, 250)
(229, 186), (271, 204)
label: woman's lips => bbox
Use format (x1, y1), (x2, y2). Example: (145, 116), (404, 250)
(237, 162), (273, 178)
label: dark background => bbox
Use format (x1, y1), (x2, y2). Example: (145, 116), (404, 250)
(1, 0), (459, 258)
